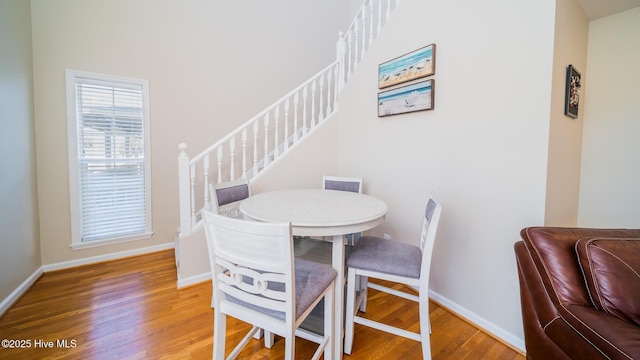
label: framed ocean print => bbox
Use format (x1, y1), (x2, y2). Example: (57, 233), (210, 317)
(564, 64), (581, 118)
(378, 44), (435, 89)
(378, 79), (434, 117)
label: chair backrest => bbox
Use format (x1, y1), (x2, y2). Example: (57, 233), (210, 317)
(322, 175), (363, 194)
(203, 211), (296, 322)
(419, 193), (443, 287)
(209, 179), (251, 218)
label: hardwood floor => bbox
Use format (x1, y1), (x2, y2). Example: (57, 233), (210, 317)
(0, 250), (524, 359)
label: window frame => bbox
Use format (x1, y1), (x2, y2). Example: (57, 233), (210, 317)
(65, 69), (153, 250)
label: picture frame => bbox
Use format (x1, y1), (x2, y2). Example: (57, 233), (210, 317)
(564, 64), (581, 118)
(378, 79), (434, 117)
(378, 44), (435, 89)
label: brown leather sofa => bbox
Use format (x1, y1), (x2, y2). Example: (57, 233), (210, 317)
(514, 227), (640, 359)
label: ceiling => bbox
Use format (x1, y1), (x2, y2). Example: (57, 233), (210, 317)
(578, 0), (640, 20)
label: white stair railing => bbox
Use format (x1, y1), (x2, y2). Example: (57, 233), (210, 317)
(178, 0), (400, 235)
(338, 0), (400, 88)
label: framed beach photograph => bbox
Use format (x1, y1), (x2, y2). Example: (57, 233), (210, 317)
(564, 64), (581, 118)
(378, 44), (435, 89)
(378, 79), (434, 117)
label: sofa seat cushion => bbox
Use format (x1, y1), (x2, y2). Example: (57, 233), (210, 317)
(556, 304), (640, 359)
(576, 237), (640, 327)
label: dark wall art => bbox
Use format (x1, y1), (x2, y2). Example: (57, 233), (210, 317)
(564, 64), (581, 118)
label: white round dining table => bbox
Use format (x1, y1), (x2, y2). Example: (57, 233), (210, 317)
(239, 188), (388, 236)
(239, 188), (388, 359)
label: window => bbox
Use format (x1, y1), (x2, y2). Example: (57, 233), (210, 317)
(66, 70), (152, 249)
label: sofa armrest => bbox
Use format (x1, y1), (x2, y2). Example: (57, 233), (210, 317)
(515, 241), (561, 327)
(515, 241), (571, 359)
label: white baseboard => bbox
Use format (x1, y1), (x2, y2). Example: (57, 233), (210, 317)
(429, 289), (526, 353)
(42, 242), (175, 272)
(0, 267), (44, 316)
(177, 271), (211, 289)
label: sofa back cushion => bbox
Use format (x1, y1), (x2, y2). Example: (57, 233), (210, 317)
(576, 237), (640, 327)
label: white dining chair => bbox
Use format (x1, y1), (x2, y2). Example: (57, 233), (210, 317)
(323, 176), (363, 246)
(293, 176), (365, 263)
(209, 178), (251, 218)
(207, 178), (252, 309)
(203, 211), (337, 360)
(343, 193), (443, 359)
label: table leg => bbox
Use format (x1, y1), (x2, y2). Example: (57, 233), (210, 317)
(331, 234), (345, 359)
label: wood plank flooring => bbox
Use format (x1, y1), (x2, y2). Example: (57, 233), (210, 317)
(0, 250), (524, 359)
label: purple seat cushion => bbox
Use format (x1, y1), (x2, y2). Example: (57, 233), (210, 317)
(346, 236), (421, 278)
(576, 237), (640, 327)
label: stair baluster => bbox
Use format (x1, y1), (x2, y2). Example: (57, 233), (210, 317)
(242, 129), (248, 179)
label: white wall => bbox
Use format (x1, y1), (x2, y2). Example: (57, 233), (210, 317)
(337, 0), (556, 348)
(578, 7), (640, 227)
(250, 115), (341, 193)
(544, 0), (589, 226)
(30, 0), (349, 265)
(0, 0), (42, 306)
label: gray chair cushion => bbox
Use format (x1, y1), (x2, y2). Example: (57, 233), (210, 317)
(324, 180), (360, 193)
(227, 258), (337, 321)
(216, 184), (249, 206)
(346, 236), (422, 278)
(294, 258), (337, 317)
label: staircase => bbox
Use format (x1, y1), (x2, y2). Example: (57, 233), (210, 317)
(175, 0), (401, 286)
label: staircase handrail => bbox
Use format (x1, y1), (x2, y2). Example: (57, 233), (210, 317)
(189, 60), (340, 166)
(178, 61), (340, 234)
(178, 0), (400, 235)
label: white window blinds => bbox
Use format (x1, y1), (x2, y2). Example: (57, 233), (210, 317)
(67, 70), (152, 246)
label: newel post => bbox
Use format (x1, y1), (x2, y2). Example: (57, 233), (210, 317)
(178, 143), (192, 235)
(336, 31), (346, 92)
